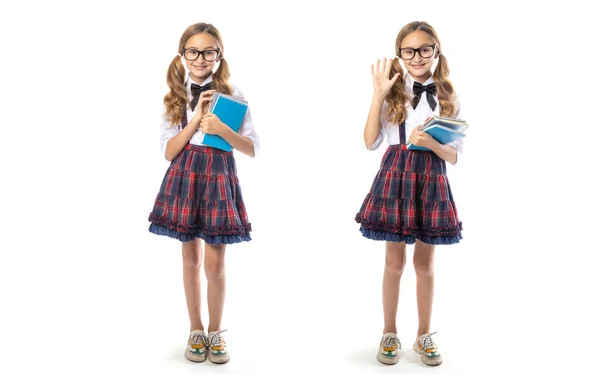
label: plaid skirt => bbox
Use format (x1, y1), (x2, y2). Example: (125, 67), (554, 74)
(355, 144), (462, 245)
(148, 144), (251, 244)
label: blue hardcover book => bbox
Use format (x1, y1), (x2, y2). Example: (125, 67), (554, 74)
(407, 116), (468, 151)
(202, 92), (248, 152)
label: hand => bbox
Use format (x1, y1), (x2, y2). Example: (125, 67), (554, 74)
(371, 58), (401, 97)
(199, 113), (226, 135)
(408, 125), (436, 149)
(191, 90), (216, 125)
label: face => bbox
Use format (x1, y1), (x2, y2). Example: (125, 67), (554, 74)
(399, 30), (439, 83)
(182, 33), (220, 83)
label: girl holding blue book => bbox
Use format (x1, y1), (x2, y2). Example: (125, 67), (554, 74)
(355, 21), (464, 367)
(147, 22), (259, 364)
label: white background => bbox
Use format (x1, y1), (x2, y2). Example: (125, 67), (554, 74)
(1, 0), (599, 382)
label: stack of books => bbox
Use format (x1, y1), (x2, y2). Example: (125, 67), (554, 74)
(407, 116), (468, 151)
(201, 92), (248, 152)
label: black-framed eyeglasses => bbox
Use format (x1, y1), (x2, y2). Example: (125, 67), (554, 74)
(182, 48), (220, 62)
(398, 45), (436, 60)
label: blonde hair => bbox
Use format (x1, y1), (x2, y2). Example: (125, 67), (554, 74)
(163, 23), (233, 125)
(386, 21), (457, 124)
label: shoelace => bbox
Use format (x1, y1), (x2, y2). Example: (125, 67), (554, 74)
(209, 329), (227, 347)
(382, 334), (401, 349)
(421, 331), (438, 350)
(190, 332), (208, 348)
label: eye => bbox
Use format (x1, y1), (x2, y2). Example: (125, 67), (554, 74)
(421, 47), (432, 54)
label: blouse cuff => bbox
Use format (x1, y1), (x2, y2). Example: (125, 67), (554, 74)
(447, 141), (463, 166)
(368, 133), (383, 151)
(248, 135), (260, 155)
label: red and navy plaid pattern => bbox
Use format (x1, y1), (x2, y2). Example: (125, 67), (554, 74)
(355, 144), (462, 245)
(148, 144), (251, 244)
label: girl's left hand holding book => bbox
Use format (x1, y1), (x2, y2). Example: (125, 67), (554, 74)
(199, 113), (226, 135)
(408, 125), (436, 149)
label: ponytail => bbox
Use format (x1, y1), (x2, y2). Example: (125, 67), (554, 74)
(213, 57), (233, 96)
(385, 57), (410, 124)
(163, 54), (188, 125)
(432, 54), (457, 118)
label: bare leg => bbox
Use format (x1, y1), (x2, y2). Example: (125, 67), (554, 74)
(182, 239), (204, 331)
(413, 240), (436, 336)
(382, 241), (407, 334)
(204, 243), (226, 333)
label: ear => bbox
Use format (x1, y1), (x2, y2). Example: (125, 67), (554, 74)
(435, 51), (441, 59)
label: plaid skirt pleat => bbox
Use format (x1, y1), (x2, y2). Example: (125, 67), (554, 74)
(355, 144), (462, 245)
(148, 144), (251, 244)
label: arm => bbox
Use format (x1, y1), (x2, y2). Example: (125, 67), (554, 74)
(364, 58), (400, 150)
(199, 86), (258, 158)
(429, 141), (458, 165)
(161, 90), (216, 162)
(364, 94), (386, 149)
(408, 97), (464, 165)
(219, 127), (255, 157)
(199, 114), (256, 157)
(164, 119), (199, 161)
(408, 128), (459, 164)
(444, 98), (464, 165)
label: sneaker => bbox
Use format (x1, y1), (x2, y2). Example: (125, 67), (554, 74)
(185, 330), (208, 362)
(377, 333), (401, 365)
(207, 330), (230, 364)
(413, 332), (443, 366)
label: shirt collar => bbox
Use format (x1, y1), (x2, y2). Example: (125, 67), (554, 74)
(404, 72), (434, 93)
(186, 73), (214, 89)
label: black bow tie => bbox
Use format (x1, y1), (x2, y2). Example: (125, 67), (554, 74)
(412, 82), (437, 111)
(190, 82), (214, 111)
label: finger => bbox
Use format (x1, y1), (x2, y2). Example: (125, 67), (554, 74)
(200, 94), (213, 103)
(380, 58), (386, 74)
(371, 64), (375, 78)
(385, 57), (392, 77)
(375, 59), (381, 74)
(391, 72), (400, 83)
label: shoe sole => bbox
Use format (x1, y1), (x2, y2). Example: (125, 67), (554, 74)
(185, 349), (207, 363)
(377, 351), (400, 365)
(413, 345), (443, 366)
(208, 354), (230, 364)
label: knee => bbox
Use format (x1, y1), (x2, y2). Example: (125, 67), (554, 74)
(385, 255), (406, 276)
(413, 258), (434, 277)
(205, 260), (225, 282)
(182, 247), (202, 269)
